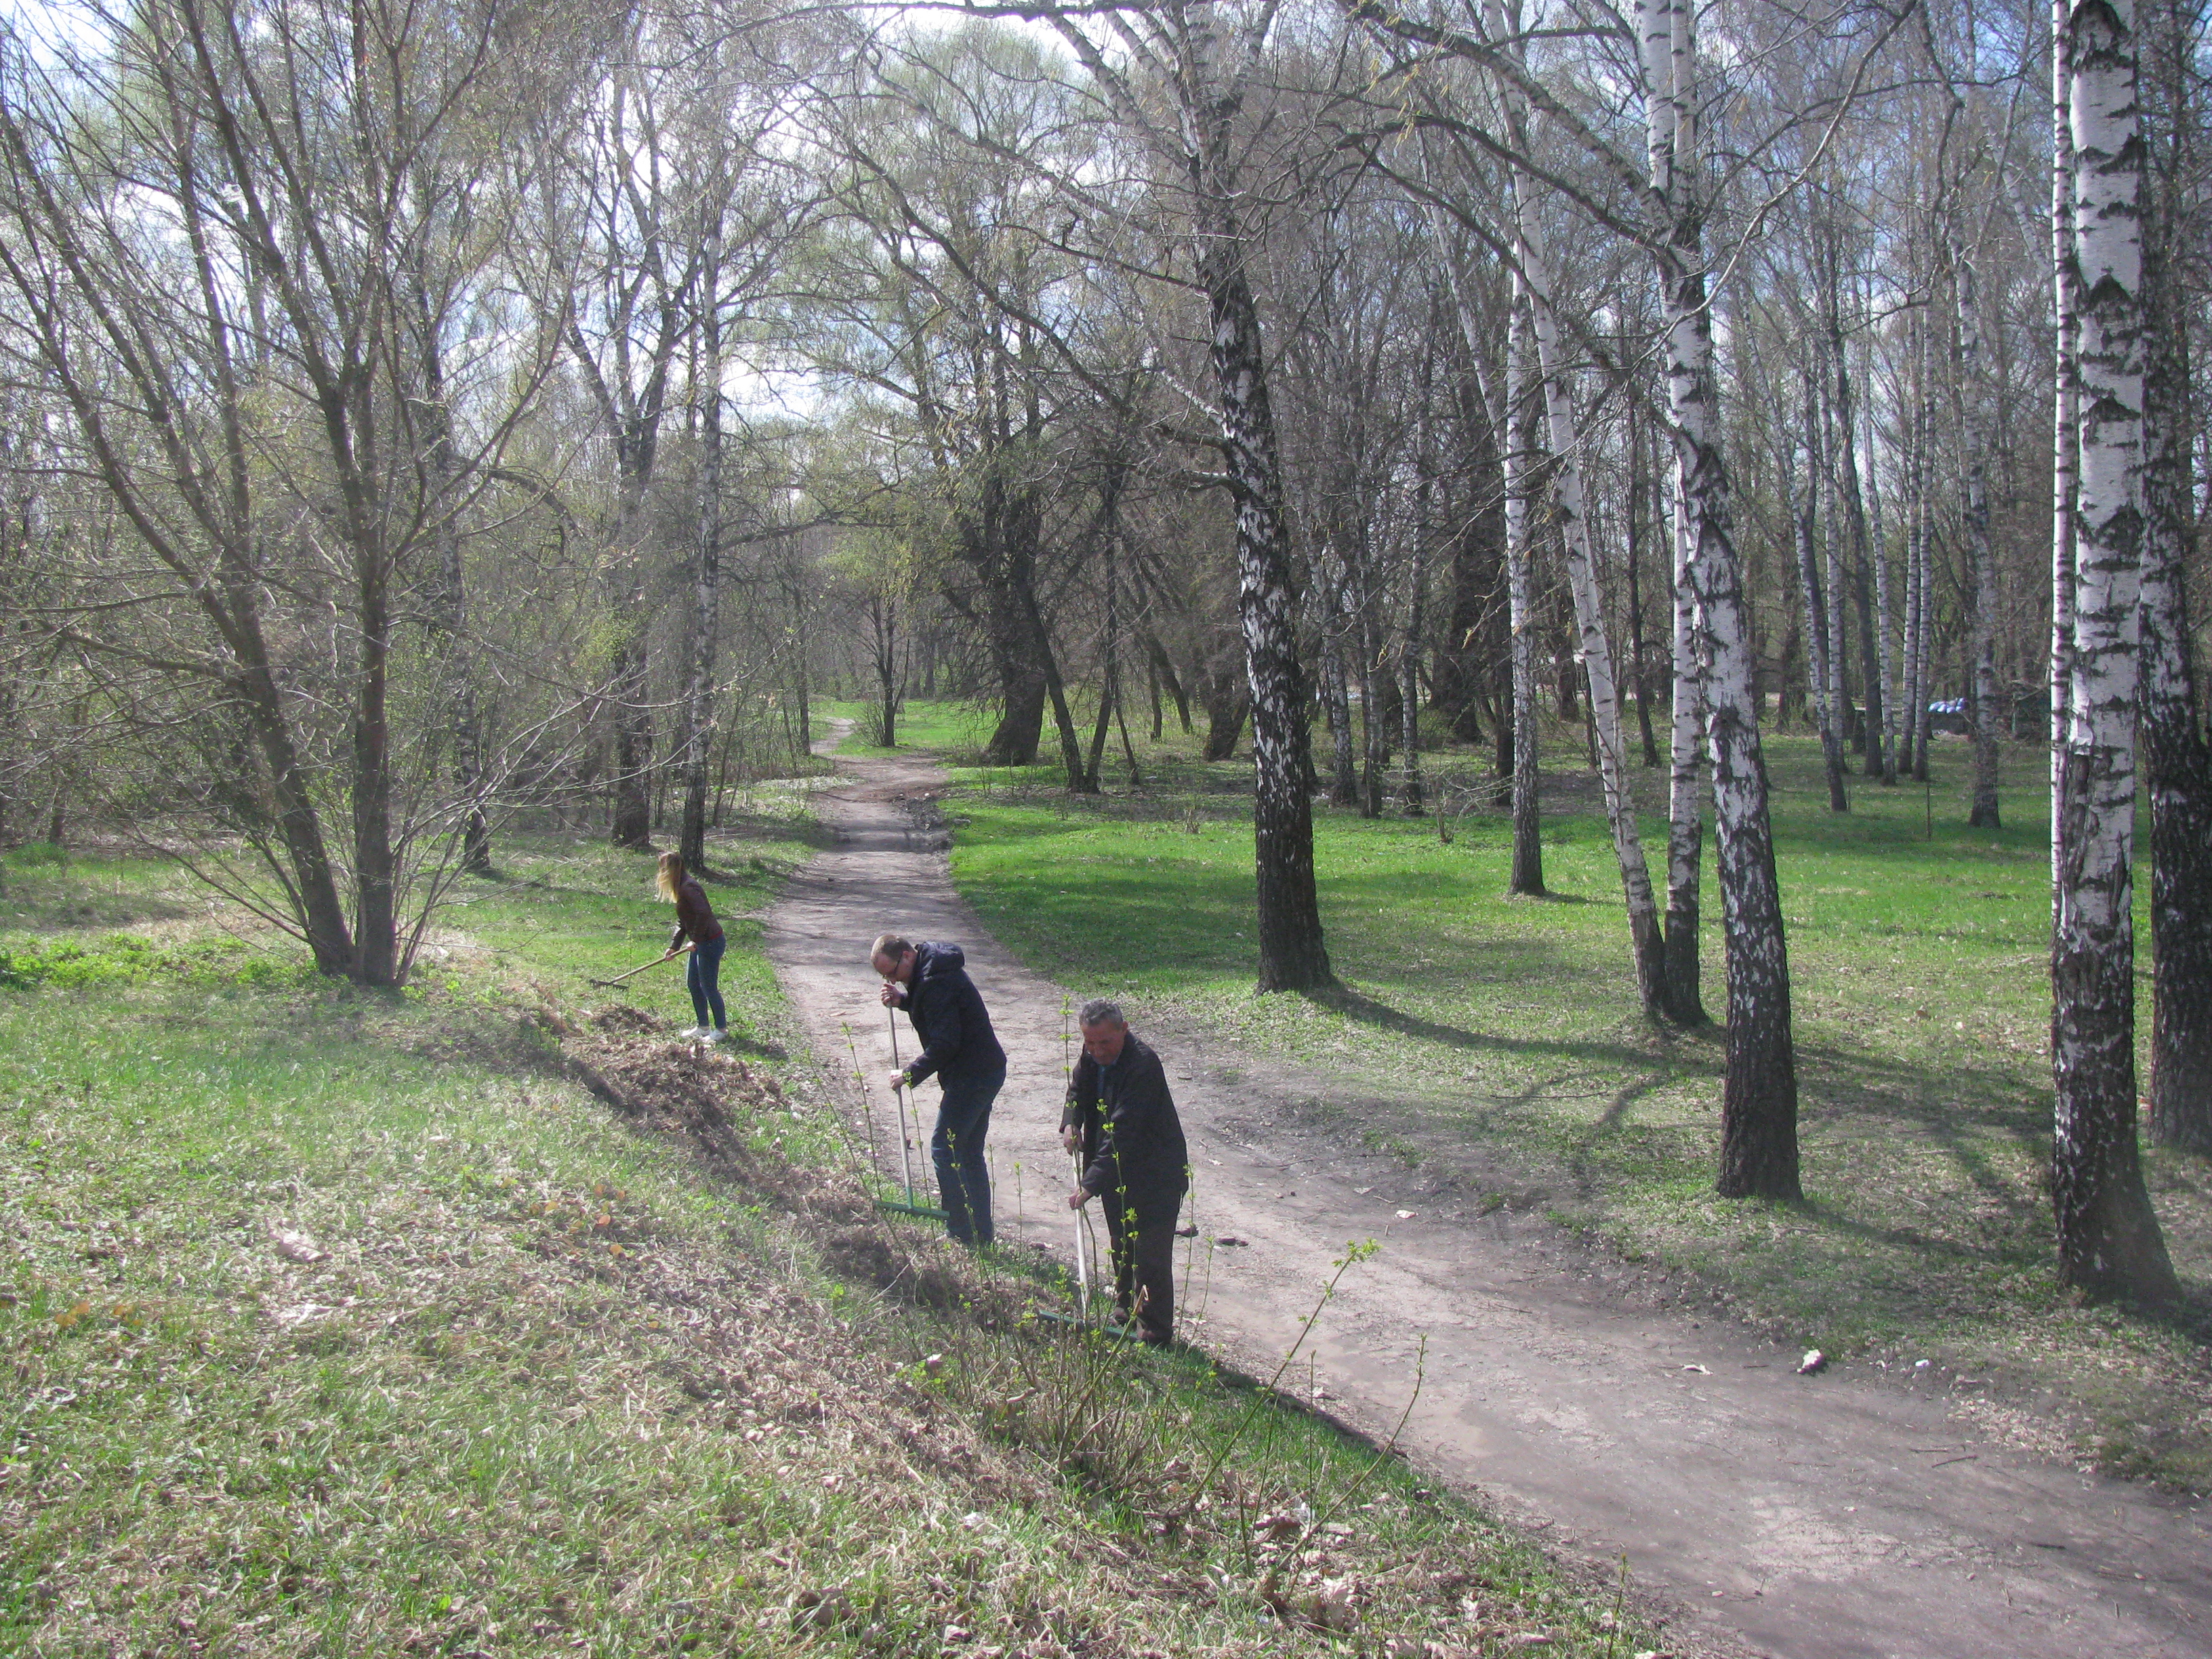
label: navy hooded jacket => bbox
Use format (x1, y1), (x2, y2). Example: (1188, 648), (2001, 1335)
(897, 941), (1006, 1087)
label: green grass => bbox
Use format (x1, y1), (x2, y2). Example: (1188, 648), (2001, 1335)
(2, 821), (1659, 1656)
(818, 697), (998, 758)
(930, 725), (2212, 1492)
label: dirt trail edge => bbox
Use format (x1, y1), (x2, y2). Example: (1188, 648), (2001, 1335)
(764, 749), (2212, 1659)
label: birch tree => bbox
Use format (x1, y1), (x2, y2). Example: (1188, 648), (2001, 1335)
(995, 0), (1335, 989)
(2049, 0), (2179, 1302)
(2135, 0), (2212, 1152)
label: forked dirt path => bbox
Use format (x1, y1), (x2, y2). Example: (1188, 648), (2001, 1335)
(764, 747), (2212, 1659)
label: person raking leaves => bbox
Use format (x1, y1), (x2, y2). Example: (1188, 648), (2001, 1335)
(873, 933), (1006, 1248)
(657, 851), (726, 1045)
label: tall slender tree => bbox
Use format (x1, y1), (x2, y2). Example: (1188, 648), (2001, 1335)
(2049, 0), (2179, 1302)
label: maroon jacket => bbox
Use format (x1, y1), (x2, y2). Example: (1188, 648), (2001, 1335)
(668, 876), (724, 951)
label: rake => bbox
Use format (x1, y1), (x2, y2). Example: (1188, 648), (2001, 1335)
(878, 1006), (946, 1221)
(586, 943), (689, 989)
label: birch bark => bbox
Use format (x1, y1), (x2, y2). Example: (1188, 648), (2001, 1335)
(1503, 279), (1546, 896)
(1957, 259), (2004, 829)
(2053, 0), (2080, 845)
(2051, 0), (2179, 1300)
(1506, 141), (1665, 1011)
(1643, 0), (1799, 1187)
(2137, 0), (2212, 1151)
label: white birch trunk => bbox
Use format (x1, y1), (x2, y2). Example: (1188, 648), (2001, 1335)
(1509, 160), (1666, 1012)
(1504, 274), (1545, 895)
(1863, 382), (1898, 787)
(2050, 0), (2177, 1300)
(1958, 260), (2003, 828)
(2051, 0), (2080, 878)
(1819, 373), (1851, 808)
(1645, 0), (1799, 1191)
(1664, 465), (1707, 1021)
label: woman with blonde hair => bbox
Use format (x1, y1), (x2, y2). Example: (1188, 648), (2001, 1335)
(657, 851), (726, 1043)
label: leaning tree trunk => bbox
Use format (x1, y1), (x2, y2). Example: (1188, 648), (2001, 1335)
(2050, 0), (2179, 1302)
(1645, 0), (1798, 1191)
(1510, 149), (1665, 1013)
(1958, 260), (2003, 830)
(2138, 0), (2212, 1153)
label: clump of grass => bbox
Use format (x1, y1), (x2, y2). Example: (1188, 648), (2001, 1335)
(0, 931), (312, 991)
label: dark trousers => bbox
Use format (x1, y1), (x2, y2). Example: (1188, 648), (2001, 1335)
(1103, 1197), (1181, 1345)
(687, 936), (726, 1029)
(930, 1065), (1003, 1247)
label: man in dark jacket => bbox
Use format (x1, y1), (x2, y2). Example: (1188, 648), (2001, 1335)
(1061, 1000), (1188, 1345)
(873, 933), (1007, 1248)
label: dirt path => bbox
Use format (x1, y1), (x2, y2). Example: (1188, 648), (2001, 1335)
(763, 749), (2212, 1659)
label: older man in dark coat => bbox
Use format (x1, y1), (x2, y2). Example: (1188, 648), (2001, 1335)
(1061, 999), (1188, 1345)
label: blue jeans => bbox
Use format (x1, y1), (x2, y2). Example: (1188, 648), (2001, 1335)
(930, 1065), (1003, 1246)
(687, 936), (726, 1030)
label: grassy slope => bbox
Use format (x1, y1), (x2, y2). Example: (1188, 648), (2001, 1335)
(1, 824), (1655, 1658)
(937, 726), (2212, 1492)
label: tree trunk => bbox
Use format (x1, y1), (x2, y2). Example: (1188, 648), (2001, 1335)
(2138, 0), (2212, 1153)
(1193, 232), (1330, 986)
(1861, 370), (1900, 787)
(1663, 468), (1708, 1025)
(1788, 375), (1849, 813)
(1828, 318), (1886, 781)
(1645, 0), (1797, 1186)
(1502, 288), (1545, 895)
(2050, 0), (2179, 1303)
(680, 197), (725, 874)
(1905, 318), (1935, 783)
(1509, 143), (1665, 1012)
(2052, 0), (2081, 865)
(1321, 563), (1361, 804)
(1140, 632), (1193, 733)
(1401, 461), (1428, 815)
(1626, 386), (1662, 768)
(1958, 260), (2003, 829)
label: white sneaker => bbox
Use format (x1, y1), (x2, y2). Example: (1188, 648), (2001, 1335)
(703, 1029), (726, 1046)
(678, 1025), (708, 1041)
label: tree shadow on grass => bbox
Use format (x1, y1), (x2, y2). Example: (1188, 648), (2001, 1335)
(1303, 982), (1674, 1073)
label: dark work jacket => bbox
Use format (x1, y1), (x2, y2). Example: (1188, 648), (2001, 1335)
(1061, 1033), (1187, 1216)
(668, 877), (724, 951)
(897, 941), (1006, 1087)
